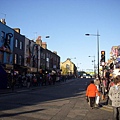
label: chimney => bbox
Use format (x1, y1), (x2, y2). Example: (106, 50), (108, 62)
(36, 36), (42, 46)
(13, 28), (20, 33)
(0, 19), (6, 24)
(42, 42), (47, 49)
(53, 51), (57, 55)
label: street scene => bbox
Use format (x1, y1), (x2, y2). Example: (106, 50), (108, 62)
(0, 78), (113, 120)
(0, 1), (120, 120)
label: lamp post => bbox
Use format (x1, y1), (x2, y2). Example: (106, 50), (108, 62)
(36, 36), (50, 73)
(88, 56), (96, 77)
(36, 45), (39, 73)
(85, 30), (100, 79)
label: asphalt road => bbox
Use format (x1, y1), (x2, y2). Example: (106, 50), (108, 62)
(0, 78), (113, 120)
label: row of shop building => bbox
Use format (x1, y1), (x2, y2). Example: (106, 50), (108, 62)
(0, 19), (60, 76)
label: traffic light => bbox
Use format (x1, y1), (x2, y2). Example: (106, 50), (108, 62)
(101, 51), (105, 62)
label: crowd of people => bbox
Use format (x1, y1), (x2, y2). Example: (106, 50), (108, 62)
(7, 72), (76, 91)
(86, 69), (120, 120)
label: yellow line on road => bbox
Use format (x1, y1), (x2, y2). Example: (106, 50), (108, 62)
(100, 107), (113, 112)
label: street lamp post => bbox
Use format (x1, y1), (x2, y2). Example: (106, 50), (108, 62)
(36, 36), (50, 73)
(36, 45), (39, 74)
(85, 30), (100, 79)
(88, 56), (96, 77)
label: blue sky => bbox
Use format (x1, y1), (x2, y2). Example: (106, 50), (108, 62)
(0, 0), (120, 71)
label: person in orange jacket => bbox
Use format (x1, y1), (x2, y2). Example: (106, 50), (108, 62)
(86, 80), (100, 109)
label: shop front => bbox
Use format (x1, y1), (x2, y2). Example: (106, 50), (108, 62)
(14, 64), (28, 75)
(0, 65), (8, 89)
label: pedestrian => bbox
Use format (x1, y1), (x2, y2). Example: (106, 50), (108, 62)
(52, 73), (56, 85)
(94, 78), (100, 106)
(27, 76), (31, 88)
(108, 75), (120, 120)
(105, 69), (110, 92)
(11, 75), (16, 92)
(106, 78), (115, 105)
(18, 75), (22, 88)
(39, 73), (43, 86)
(109, 78), (115, 88)
(101, 77), (107, 100)
(107, 78), (115, 105)
(86, 80), (100, 109)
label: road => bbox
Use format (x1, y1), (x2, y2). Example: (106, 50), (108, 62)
(0, 78), (112, 120)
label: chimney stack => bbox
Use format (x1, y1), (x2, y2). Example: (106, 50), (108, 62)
(0, 19), (6, 24)
(13, 28), (20, 33)
(53, 51), (57, 55)
(42, 42), (47, 49)
(36, 36), (42, 46)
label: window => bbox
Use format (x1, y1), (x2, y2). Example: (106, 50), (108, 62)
(7, 34), (11, 45)
(43, 53), (45, 59)
(1, 31), (5, 42)
(46, 53), (48, 58)
(14, 54), (17, 64)
(15, 39), (18, 47)
(46, 58), (49, 62)
(19, 55), (22, 65)
(26, 45), (29, 53)
(20, 41), (22, 49)
(41, 53), (43, 58)
(66, 64), (70, 70)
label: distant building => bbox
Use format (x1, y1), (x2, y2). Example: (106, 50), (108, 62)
(60, 58), (77, 75)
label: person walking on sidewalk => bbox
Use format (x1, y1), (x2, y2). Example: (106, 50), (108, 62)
(94, 78), (100, 106)
(27, 76), (31, 88)
(101, 77), (107, 100)
(86, 80), (100, 109)
(108, 75), (120, 120)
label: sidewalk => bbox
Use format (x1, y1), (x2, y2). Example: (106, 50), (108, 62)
(99, 94), (113, 110)
(0, 79), (75, 95)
